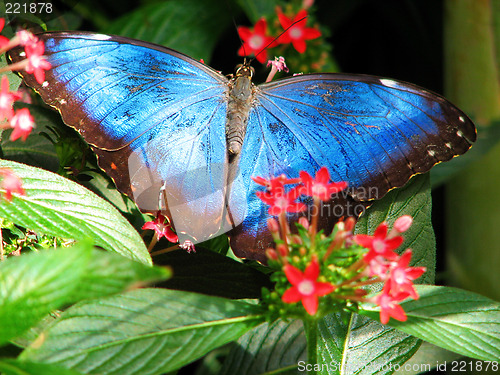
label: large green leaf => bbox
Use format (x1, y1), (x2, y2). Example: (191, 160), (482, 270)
(0, 159), (151, 264)
(359, 285), (500, 361)
(104, 0), (235, 61)
(21, 288), (264, 375)
(0, 244), (169, 345)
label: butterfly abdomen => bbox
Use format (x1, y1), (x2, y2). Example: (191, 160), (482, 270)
(226, 72), (254, 156)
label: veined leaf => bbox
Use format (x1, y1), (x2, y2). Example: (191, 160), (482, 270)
(359, 285), (500, 361)
(0, 244), (169, 345)
(21, 288), (264, 375)
(0, 159), (150, 264)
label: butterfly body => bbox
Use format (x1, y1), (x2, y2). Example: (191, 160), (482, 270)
(8, 32), (476, 262)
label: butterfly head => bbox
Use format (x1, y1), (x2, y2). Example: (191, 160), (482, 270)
(235, 63), (255, 78)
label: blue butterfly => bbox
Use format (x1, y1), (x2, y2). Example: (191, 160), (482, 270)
(9, 32), (476, 262)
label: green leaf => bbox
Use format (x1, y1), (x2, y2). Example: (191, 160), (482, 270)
(359, 285), (500, 361)
(318, 313), (420, 375)
(0, 358), (83, 375)
(0, 244), (169, 346)
(21, 289), (264, 374)
(104, 0), (235, 61)
(221, 320), (306, 374)
(154, 247), (272, 299)
(0, 243), (91, 345)
(0, 159), (151, 265)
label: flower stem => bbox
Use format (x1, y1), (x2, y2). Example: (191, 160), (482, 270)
(304, 317), (319, 373)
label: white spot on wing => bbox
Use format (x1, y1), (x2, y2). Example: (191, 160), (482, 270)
(42, 81), (49, 87)
(428, 150), (436, 157)
(457, 130), (464, 137)
(60, 99), (66, 104)
(20, 51), (26, 57)
(445, 142), (452, 148)
(459, 116), (465, 122)
(380, 79), (398, 88)
(91, 34), (112, 40)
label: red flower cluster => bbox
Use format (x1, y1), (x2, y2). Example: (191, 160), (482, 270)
(237, 8), (321, 63)
(0, 18), (51, 142)
(255, 168), (426, 323)
(354, 216), (426, 324)
(253, 167), (347, 217)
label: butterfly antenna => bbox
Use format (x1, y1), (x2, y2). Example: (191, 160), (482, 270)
(250, 15), (307, 65)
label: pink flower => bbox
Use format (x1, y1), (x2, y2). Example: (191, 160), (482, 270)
(282, 258), (335, 315)
(0, 168), (25, 201)
(393, 215), (413, 233)
(142, 212), (178, 243)
(237, 18), (276, 63)
(277, 9), (321, 53)
(24, 41), (51, 84)
(10, 108), (34, 141)
(265, 56), (289, 82)
(388, 249), (426, 299)
(299, 167), (348, 201)
(0, 76), (22, 121)
(0, 18), (9, 48)
(374, 284), (408, 324)
(354, 222), (403, 262)
(256, 179), (305, 216)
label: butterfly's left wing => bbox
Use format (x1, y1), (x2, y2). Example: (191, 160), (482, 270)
(229, 73), (476, 261)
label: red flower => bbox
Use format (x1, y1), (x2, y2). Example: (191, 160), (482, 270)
(374, 284), (408, 324)
(10, 108), (34, 141)
(256, 179), (305, 216)
(142, 212), (178, 243)
(277, 9), (321, 53)
(24, 41), (51, 84)
(0, 76), (22, 121)
(388, 249), (426, 299)
(0, 168), (25, 201)
(282, 258), (335, 315)
(354, 222), (403, 262)
(0, 18), (9, 48)
(299, 167), (348, 201)
(237, 18), (275, 63)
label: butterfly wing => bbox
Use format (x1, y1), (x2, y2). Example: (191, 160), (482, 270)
(229, 73), (476, 261)
(9, 32), (236, 243)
